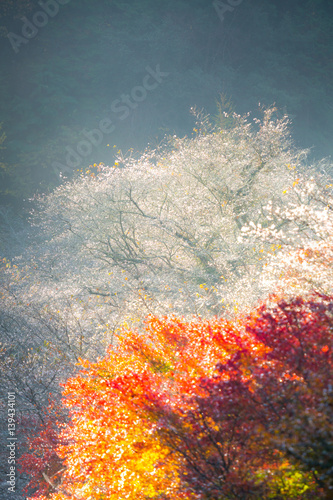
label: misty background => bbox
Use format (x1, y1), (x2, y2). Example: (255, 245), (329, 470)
(0, 0), (332, 223)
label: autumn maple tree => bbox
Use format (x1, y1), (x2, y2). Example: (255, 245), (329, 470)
(20, 290), (333, 499)
(246, 294), (333, 496)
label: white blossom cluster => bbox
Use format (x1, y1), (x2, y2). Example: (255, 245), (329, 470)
(254, 177), (333, 296)
(27, 109), (302, 326)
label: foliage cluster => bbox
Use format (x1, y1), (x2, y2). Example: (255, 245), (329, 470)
(20, 293), (333, 499)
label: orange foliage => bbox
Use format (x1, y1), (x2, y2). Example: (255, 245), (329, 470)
(20, 295), (333, 499)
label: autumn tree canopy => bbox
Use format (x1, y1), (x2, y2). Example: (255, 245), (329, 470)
(20, 292), (333, 500)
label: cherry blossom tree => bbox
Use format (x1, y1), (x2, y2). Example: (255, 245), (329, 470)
(23, 107), (309, 335)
